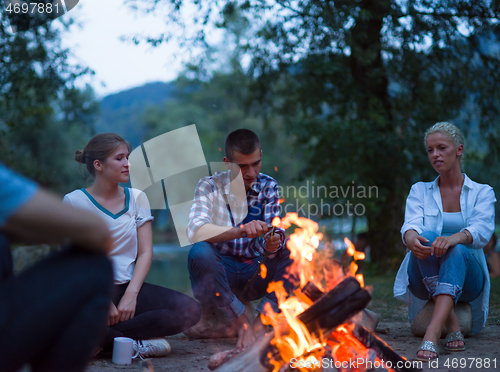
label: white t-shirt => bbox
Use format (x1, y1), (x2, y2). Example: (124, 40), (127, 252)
(63, 187), (154, 284)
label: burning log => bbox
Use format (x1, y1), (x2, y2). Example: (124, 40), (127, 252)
(351, 324), (421, 372)
(211, 215), (417, 372)
(297, 277), (370, 333)
(212, 277), (371, 371)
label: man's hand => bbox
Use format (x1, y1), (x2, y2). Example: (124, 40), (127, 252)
(240, 220), (270, 239)
(264, 232), (281, 252)
(108, 302), (120, 326)
(234, 313), (256, 349)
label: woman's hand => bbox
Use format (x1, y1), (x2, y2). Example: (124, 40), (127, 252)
(410, 235), (432, 260)
(405, 230), (431, 260)
(117, 291), (138, 322)
(431, 236), (458, 258)
(108, 302), (120, 326)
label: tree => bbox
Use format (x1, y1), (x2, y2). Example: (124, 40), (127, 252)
(0, 10), (97, 193)
(132, 0), (500, 270)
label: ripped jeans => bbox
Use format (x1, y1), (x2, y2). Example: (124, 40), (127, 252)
(408, 231), (484, 304)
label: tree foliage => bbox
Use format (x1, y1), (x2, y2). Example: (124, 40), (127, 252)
(0, 11), (98, 193)
(134, 0), (500, 269)
(142, 69), (304, 189)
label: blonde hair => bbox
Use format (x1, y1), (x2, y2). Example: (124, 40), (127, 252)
(424, 122), (465, 169)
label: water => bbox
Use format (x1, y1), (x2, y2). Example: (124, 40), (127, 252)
(146, 243), (193, 295)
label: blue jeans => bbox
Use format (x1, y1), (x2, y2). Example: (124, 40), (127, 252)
(408, 231), (484, 304)
(188, 242), (295, 320)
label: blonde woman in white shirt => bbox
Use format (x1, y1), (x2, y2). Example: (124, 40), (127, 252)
(394, 122), (495, 361)
(64, 133), (201, 358)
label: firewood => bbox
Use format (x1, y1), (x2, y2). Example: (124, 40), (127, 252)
(214, 279), (371, 371)
(351, 324), (422, 372)
(208, 348), (243, 370)
(213, 332), (275, 372)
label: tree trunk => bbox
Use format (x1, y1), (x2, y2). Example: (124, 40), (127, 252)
(367, 188), (406, 271)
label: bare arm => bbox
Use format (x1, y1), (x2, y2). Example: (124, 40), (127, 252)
(1, 189), (112, 253)
(193, 224), (239, 243)
(193, 221), (270, 244)
(116, 221), (153, 322)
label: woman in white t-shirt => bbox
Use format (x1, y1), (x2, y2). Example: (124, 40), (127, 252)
(64, 133), (201, 358)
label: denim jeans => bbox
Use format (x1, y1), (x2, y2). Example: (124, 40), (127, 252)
(188, 242), (295, 320)
(0, 240), (113, 372)
(408, 231), (484, 304)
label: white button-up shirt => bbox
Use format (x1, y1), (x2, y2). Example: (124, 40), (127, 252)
(394, 174), (496, 333)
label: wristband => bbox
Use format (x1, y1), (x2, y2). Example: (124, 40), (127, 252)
(463, 230), (471, 243)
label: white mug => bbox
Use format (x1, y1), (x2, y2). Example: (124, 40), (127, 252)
(112, 337), (139, 365)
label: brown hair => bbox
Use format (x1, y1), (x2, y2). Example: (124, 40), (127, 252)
(225, 129), (261, 160)
(75, 133), (131, 177)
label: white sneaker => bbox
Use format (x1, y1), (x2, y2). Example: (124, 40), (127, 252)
(133, 338), (171, 358)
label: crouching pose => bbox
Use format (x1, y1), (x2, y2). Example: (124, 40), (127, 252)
(64, 133), (201, 358)
(186, 129), (294, 349)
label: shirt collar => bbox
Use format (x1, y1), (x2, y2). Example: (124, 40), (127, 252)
(428, 173), (471, 190)
(219, 171), (262, 195)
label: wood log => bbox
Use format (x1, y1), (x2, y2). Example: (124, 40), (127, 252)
(296, 277), (360, 327)
(214, 284), (371, 371)
(208, 348), (243, 370)
(351, 324), (422, 372)
(300, 281), (325, 302)
(213, 332), (276, 372)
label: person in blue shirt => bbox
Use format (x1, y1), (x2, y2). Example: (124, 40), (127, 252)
(0, 163), (114, 372)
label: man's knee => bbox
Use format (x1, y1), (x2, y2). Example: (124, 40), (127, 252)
(188, 242), (217, 266)
(53, 248), (113, 296)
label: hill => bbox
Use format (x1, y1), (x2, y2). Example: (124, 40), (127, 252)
(95, 81), (176, 149)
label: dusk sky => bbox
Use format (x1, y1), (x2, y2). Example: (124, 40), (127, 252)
(61, 0), (185, 97)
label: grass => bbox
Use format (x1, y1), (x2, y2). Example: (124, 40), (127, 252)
(363, 271), (408, 322)
(146, 252), (500, 326)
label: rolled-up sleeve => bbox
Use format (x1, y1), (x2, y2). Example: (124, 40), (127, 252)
(400, 183), (425, 244)
(186, 178), (215, 243)
(462, 185), (496, 250)
(133, 189), (154, 228)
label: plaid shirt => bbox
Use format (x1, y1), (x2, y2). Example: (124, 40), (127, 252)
(187, 171), (285, 258)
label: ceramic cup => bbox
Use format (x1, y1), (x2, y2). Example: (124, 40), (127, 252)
(112, 337), (139, 365)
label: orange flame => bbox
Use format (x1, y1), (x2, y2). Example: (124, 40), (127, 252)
(274, 166), (278, 172)
(264, 215), (371, 372)
(260, 264), (268, 279)
(344, 237), (365, 288)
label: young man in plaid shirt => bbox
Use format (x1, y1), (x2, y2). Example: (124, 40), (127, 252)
(186, 129), (294, 349)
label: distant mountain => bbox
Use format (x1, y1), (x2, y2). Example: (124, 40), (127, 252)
(95, 81), (176, 149)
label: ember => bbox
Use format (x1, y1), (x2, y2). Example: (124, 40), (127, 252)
(211, 213), (420, 372)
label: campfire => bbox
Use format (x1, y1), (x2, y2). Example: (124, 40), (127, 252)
(210, 213), (421, 372)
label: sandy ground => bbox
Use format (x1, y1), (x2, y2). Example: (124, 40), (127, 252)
(84, 321), (500, 372)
